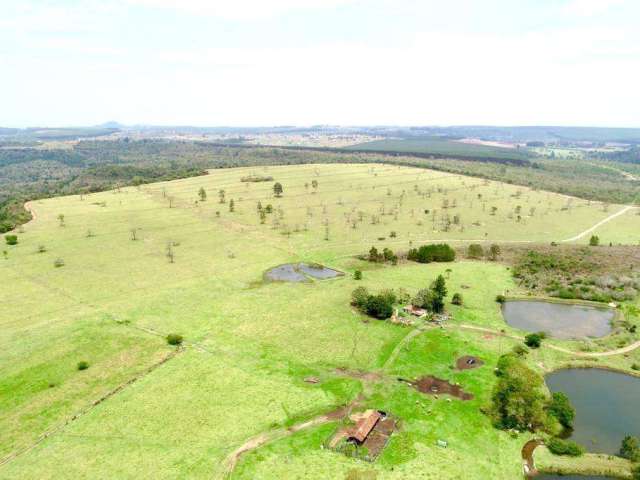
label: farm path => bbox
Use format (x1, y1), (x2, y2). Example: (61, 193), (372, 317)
(220, 403), (355, 479)
(449, 323), (640, 358)
(561, 205), (637, 243)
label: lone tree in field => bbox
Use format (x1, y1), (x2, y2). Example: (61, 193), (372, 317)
(166, 242), (175, 264)
(589, 235), (600, 246)
(57, 214), (65, 227)
(130, 228), (138, 241)
(259, 210), (267, 224)
(273, 182), (283, 197)
(467, 244), (484, 259)
(218, 189), (226, 204)
(311, 179), (318, 193)
(229, 199), (235, 212)
(198, 187), (207, 202)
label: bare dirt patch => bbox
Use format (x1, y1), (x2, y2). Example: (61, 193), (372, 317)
(335, 367), (383, 382)
(456, 355), (484, 370)
(402, 376), (474, 400)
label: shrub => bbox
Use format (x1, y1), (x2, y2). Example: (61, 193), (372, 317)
(524, 333), (544, 348)
(496, 294), (506, 304)
(632, 363), (640, 371)
(512, 345), (529, 357)
(5, 234), (17, 245)
(407, 243), (455, 263)
(166, 333), (183, 346)
(633, 465), (640, 480)
(491, 353), (547, 431)
(451, 293), (463, 305)
(467, 244), (484, 259)
(548, 392), (576, 429)
(351, 286), (370, 308)
(53, 258), (65, 268)
(620, 435), (640, 462)
(77, 361), (89, 371)
(353, 270), (362, 280)
(589, 235), (600, 246)
(546, 438), (584, 457)
(37, 245), (46, 253)
(364, 294), (393, 319)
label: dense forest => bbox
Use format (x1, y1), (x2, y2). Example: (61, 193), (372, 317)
(1, 139), (638, 232)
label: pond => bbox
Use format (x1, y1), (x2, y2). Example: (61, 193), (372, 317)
(264, 263), (343, 282)
(545, 368), (640, 455)
(501, 300), (614, 339)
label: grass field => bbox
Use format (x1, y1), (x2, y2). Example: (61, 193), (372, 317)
(1, 163), (638, 479)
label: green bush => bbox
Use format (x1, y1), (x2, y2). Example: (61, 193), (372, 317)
(166, 333), (183, 346)
(407, 243), (455, 263)
(546, 438), (584, 457)
(548, 392), (576, 429)
(353, 270), (362, 280)
(496, 294), (506, 304)
(351, 286), (370, 309)
(620, 435), (640, 462)
(53, 258), (65, 268)
(512, 345), (529, 357)
(77, 361), (89, 371)
(5, 234), (17, 245)
(467, 243), (484, 259)
(524, 332), (544, 348)
(365, 294), (393, 319)
(589, 235), (600, 246)
(451, 293), (463, 305)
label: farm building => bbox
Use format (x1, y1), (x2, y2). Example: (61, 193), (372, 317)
(403, 305), (427, 317)
(348, 410), (382, 444)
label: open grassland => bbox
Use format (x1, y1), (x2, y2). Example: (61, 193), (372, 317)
(1, 163), (639, 479)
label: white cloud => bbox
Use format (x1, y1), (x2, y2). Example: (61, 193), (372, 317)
(561, 0), (626, 17)
(126, 0), (356, 20)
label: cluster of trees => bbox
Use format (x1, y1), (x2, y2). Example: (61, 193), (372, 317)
(351, 287), (398, 319)
(407, 243), (455, 263)
(467, 243), (501, 261)
(240, 174), (274, 182)
(412, 274), (449, 313)
(367, 246), (398, 265)
(490, 352), (576, 436)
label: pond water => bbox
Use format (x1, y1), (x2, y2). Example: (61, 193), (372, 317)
(501, 300), (614, 339)
(264, 263), (342, 282)
(545, 369), (640, 455)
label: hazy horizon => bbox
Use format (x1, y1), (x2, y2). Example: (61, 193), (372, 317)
(3, 0), (640, 127)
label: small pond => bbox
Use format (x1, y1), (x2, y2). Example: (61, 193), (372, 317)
(264, 263), (343, 282)
(545, 369), (640, 455)
(501, 300), (614, 339)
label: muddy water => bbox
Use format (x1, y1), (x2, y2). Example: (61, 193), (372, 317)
(264, 263), (342, 282)
(502, 300), (614, 339)
(545, 368), (640, 455)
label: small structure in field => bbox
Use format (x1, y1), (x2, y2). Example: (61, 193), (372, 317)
(403, 305), (427, 317)
(327, 409), (398, 461)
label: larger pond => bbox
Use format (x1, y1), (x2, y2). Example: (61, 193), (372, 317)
(501, 300), (614, 339)
(545, 369), (640, 455)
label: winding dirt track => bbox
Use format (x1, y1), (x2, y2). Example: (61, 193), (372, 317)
(220, 404), (353, 479)
(450, 323), (640, 357)
(561, 205), (637, 243)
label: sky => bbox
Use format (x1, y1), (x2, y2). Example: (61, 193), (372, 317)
(1, 0), (639, 128)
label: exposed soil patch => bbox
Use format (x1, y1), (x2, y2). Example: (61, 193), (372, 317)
(335, 367), (383, 382)
(403, 375), (474, 400)
(522, 439), (544, 477)
(456, 355), (484, 370)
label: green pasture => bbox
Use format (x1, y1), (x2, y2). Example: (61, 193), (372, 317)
(1, 163), (638, 479)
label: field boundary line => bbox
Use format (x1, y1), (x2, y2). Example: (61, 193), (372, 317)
(0, 347), (183, 469)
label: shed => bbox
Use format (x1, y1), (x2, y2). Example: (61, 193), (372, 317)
(349, 410), (382, 443)
(403, 305), (427, 317)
